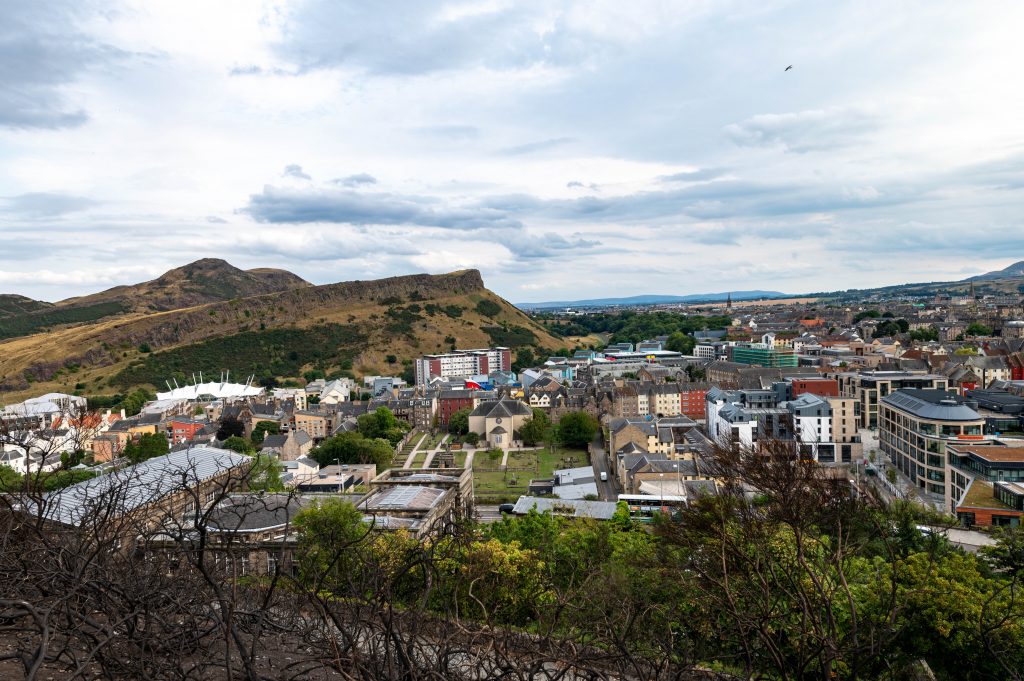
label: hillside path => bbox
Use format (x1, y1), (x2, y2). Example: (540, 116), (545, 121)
(402, 433), (428, 469)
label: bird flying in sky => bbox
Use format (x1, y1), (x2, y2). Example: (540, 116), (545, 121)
(785, 65), (793, 71)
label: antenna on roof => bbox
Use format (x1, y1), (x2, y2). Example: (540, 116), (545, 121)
(199, 371), (203, 383)
(226, 370), (230, 383)
(166, 380), (173, 391)
(173, 378), (180, 389)
(192, 373), (197, 385)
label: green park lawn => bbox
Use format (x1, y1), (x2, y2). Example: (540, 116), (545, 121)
(473, 446), (589, 500)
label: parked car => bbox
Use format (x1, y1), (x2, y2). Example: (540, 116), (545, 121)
(600, 471), (608, 482)
(498, 503), (515, 514)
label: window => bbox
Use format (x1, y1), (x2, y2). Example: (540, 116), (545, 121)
(267, 553), (278, 574)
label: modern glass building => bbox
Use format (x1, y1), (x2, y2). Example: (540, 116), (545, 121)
(731, 343), (798, 368)
(879, 389), (991, 499)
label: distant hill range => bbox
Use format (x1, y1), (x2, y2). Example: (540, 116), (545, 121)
(963, 260), (1024, 282)
(0, 261), (558, 400)
(517, 290), (787, 310)
(814, 260), (1024, 300)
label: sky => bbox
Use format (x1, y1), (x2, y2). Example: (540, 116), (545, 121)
(2, 0), (1024, 303)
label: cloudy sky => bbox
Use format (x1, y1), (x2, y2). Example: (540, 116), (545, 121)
(2, 1), (1024, 303)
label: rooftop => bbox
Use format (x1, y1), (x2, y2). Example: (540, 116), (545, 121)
(882, 389), (983, 422)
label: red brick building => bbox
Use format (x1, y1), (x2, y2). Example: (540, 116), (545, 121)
(790, 378), (839, 398)
(437, 390), (476, 426)
(679, 384), (710, 419)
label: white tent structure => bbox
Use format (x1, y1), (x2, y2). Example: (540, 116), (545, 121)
(156, 381), (264, 401)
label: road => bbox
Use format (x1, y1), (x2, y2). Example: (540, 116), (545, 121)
(589, 433), (618, 501)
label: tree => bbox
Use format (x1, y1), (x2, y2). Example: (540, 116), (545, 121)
(665, 331), (695, 354)
(222, 435), (255, 455)
(463, 431), (480, 446)
(247, 454), (284, 492)
(250, 420), (280, 445)
(520, 409), (551, 446)
(909, 326), (939, 342)
(685, 365), (706, 382)
(309, 431), (394, 470)
(512, 347), (536, 372)
(216, 417), (245, 441)
(556, 411), (598, 448)
(357, 406), (408, 446)
(448, 407), (471, 435)
(966, 322), (993, 337)
(123, 432), (169, 464)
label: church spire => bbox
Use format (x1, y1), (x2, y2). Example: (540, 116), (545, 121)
(726, 292), (732, 310)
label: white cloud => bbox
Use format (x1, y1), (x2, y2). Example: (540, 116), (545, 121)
(1, 1), (1023, 302)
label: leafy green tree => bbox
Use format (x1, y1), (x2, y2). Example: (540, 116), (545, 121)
(309, 431), (394, 470)
(250, 420), (280, 445)
(293, 497), (368, 581)
(556, 411), (598, 448)
(222, 435), (255, 455)
(41, 469), (97, 491)
(247, 454), (284, 492)
(463, 431), (480, 446)
(966, 322), (993, 337)
(123, 432), (169, 464)
(665, 331), (695, 354)
(0, 465), (23, 491)
(118, 388), (155, 417)
(520, 409), (551, 446)
(448, 407), (471, 435)
(512, 347), (536, 372)
(357, 406), (408, 446)
(909, 326), (939, 342)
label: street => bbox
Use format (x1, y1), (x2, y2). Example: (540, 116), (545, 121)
(589, 433), (618, 501)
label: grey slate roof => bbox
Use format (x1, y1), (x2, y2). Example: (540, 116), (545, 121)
(41, 446), (251, 527)
(881, 389), (983, 422)
(208, 494), (310, 533)
(512, 495), (618, 520)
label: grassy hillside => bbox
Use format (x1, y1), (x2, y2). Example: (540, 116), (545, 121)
(0, 301), (128, 341)
(0, 270), (560, 401)
(0, 294), (53, 318)
(57, 258), (311, 313)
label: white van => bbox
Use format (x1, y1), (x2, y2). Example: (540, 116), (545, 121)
(600, 471), (608, 482)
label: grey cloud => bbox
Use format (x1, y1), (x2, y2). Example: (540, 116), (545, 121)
(0, 3), (122, 129)
(332, 173), (377, 187)
(3, 192), (96, 218)
(567, 181), (600, 191)
(724, 107), (878, 153)
(205, 215), (228, 223)
(283, 164), (312, 180)
(243, 185), (522, 230)
(497, 137), (574, 157)
(494, 231), (601, 260)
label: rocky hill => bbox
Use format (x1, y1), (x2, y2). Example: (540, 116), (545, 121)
(57, 258), (311, 312)
(0, 267), (560, 400)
